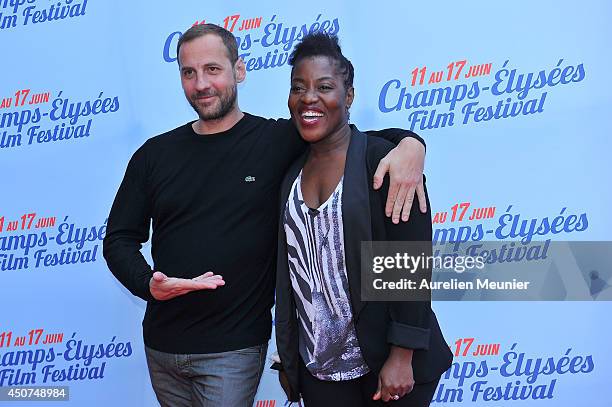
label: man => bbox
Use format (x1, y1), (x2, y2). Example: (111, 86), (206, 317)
(103, 24), (427, 407)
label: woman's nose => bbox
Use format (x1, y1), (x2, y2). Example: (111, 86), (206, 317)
(301, 88), (318, 103)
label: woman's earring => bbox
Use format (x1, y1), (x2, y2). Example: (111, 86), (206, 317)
(346, 106), (351, 123)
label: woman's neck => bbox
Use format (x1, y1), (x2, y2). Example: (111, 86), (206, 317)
(308, 123), (351, 158)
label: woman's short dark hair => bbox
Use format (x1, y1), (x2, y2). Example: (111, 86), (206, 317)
(288, 32), (354, 90)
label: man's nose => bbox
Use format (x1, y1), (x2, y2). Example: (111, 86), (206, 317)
(195, 74), (210, 91)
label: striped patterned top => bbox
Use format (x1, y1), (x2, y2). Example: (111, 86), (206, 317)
(283, 171), (369, 381)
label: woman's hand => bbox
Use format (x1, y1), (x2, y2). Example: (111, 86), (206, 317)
(373, 346), (415, 402)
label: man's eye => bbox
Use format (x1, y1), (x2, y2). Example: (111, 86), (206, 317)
(183, 70), (194, 77)
(209, 67), (219, 72)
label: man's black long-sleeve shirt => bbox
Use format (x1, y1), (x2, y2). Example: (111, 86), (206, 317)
(103, 113), (423, 354)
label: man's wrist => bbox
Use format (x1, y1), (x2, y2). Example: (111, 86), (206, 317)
(398, 136), (426, 154)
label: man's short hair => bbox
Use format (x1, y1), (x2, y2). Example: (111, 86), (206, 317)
(177, 24), (239, 66)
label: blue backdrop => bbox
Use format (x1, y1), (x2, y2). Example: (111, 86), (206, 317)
(1, 1), (610, 405)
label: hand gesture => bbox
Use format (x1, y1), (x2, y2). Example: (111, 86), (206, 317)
(149, 271), (225, 301)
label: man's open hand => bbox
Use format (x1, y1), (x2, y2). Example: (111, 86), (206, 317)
(149, 271), (225, 301)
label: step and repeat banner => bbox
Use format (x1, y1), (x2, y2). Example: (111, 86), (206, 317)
(1, 1), (610, 405)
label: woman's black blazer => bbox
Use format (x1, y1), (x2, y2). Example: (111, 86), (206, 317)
(275, 126), (453, 402)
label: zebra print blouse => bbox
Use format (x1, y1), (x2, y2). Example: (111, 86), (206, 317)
(283, 171), (369, 381)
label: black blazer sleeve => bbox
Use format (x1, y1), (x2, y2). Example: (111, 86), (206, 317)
(367, 137), (433, 350)
(365, 128), (426, 150)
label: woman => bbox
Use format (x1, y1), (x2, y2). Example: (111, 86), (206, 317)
(274, 32), (453, 406)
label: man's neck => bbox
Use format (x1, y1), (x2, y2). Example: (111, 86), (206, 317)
(192, 108), (244, 135)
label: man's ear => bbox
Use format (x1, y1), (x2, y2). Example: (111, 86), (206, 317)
(234, 58), (246, 83)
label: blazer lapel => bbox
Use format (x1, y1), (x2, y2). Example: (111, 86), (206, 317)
(279, 151), (308, 214)
(274, 149), (309, 399)
(276, 148), (309, 322)
(342, 127), (372, 319)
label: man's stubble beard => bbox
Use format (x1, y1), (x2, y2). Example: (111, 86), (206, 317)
(189, 83), (238, 122)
